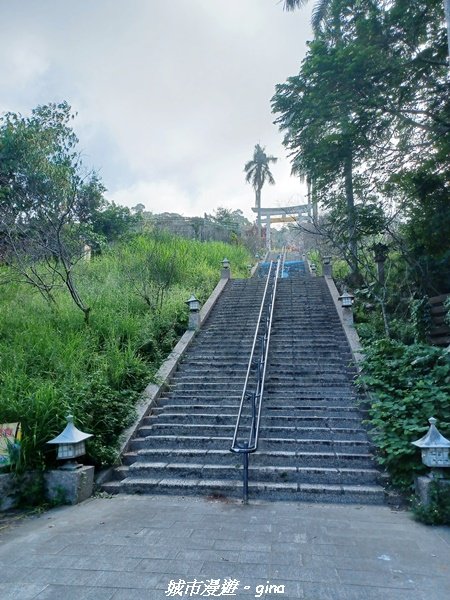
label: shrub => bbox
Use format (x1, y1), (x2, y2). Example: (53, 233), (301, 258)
(358, 339), (450, 490)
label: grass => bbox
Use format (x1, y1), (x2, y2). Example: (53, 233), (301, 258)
(0, 232), (252, 471)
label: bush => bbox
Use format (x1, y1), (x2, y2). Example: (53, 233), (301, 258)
(358, 339), (450, 490)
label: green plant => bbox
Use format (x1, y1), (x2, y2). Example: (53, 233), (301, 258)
(410, 296), (432, 343)
(12, 471), (47, 508)
(358, 340), (450, 489)
(307, 249), (323, 275)
(47, 485), (68, 508)
(0, 232), (252, 470)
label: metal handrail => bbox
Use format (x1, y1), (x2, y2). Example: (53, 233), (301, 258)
(230, 255), (281, 503)
(280, 245), (286, 277)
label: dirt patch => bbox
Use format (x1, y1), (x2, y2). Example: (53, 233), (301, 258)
(0, 508), (41, 537)
(205, 493), (235, 504)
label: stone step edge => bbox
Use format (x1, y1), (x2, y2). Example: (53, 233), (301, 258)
(128, 449), (375, 459)
(130, 435), (372, 446)
(126, 462), (380, 475)
(95, 276), (230, 488)
(101, 478), (385, 498)
(155, 406), (358, 416)
(146, 413), (362, 421)
(140, 424), (368, 434)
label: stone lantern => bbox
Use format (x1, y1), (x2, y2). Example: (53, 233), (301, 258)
(412, 417), (450, 473)
(338, 288), (355, 326)
(221, 257), (231, 279)
(322, 256), (332, 278)
(338, 289), (355, 308)
(47, 415), (93, 471)
(186, 294), (201, 330)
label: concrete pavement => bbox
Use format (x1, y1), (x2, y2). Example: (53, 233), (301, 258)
(0, 494), (449, 599)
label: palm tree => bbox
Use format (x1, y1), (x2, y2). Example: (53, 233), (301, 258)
(244, 144), (277, 239)
(283, 0), (331, 35)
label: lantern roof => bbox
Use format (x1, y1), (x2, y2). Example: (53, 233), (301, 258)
(412, 417), (450, 449)
(339, 289), (354, 300)
(48, 415), (93, 445)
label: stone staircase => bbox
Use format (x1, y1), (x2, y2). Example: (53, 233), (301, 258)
(103, 267), (385, 503)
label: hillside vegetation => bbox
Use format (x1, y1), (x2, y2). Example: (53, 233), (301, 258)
(0, 232), (251, 470)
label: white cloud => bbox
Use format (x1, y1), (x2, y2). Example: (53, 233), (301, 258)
(0, 0), (312, 217)
(108, 180), (194, 216)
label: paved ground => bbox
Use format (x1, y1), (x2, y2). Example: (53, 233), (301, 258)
(0, 494), (449, 600)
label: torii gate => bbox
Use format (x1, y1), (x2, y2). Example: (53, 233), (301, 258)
(251, 204), (311, 250)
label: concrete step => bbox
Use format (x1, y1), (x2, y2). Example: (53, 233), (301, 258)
(138, 423), (369, 441)
(145, 413), (363, 428)
(129, 435), (372, 453)
(128, 448), (376, 469)
(102, 478), (385, 504)
(152, 404), (364, 418)
(158, 394), (361, 405)
(126, 462), (380, 486)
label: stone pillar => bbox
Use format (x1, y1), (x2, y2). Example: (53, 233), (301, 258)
(415, 474), (450, 507)
(323, 256), (332, 278)
(44, 465), (95, 505)
(221, 263), (231, 279)
(188, 310), (201, 330)
(266, 215), (271, 251)
(342, 306), (354, 327)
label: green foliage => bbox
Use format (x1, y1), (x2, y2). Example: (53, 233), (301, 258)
(445, 297), (450, 328)
(244, 144), (277, 192)
(410, 296), (432, 343)
(12, 472), (47, 509)
(274, 0), (449, 289)
(413, 481), (450, 525)
(0, 232), (252, 470)
(331, 258), (350, 282)
(307, 249), (323, 275)
(91, 202), (139, 243)
(358, 340), (450, 489)
(209, 208), (251, 239)
(0, 103), (138, 323)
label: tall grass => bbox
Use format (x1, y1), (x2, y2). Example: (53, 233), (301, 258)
(0, 233), (251, 469)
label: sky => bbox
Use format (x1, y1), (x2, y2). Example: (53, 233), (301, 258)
(0, 0), (313, 221)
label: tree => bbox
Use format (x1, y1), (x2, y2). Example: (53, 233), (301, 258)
(124, 236), (182, 312)
(211, 207), (250, 237)
(283, 0), (332, 35)
(0, 102), (106, 323)
(244, 144), (277, 239)
(91, 202), (139, 243)
(273, 0), (449, 279)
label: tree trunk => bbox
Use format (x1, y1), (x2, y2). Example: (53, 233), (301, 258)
(256, 188), (262, 239)
(310, 177), (318, 223)
(343, 146), (358, 275)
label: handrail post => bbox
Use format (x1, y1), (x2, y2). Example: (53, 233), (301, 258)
(243, 442), (249, 505)
(251, 392), (257, 440)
